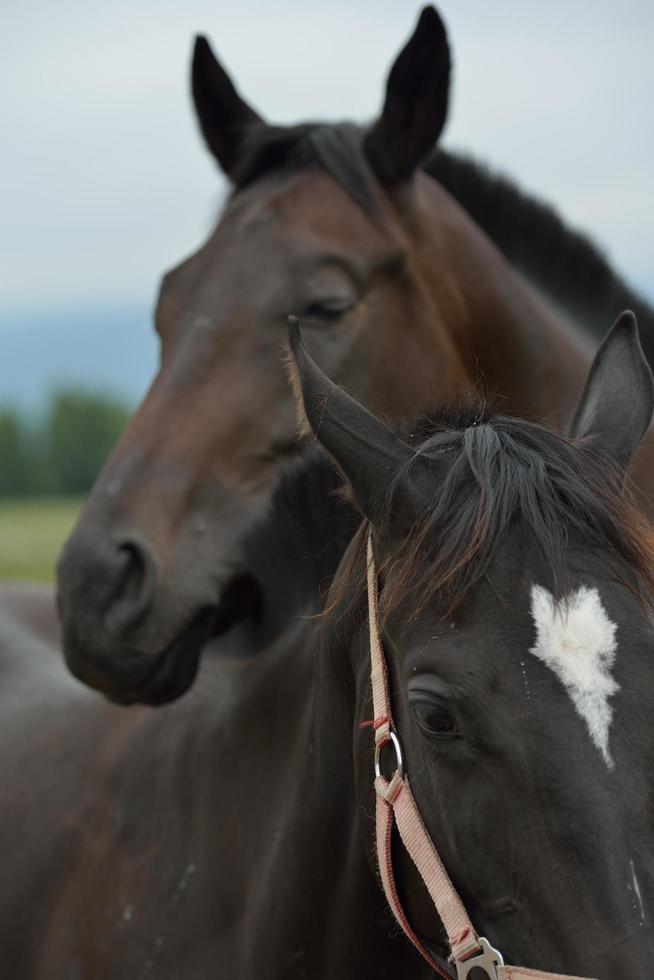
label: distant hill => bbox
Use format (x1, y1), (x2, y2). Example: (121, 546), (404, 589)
(0, 307), (158, 413)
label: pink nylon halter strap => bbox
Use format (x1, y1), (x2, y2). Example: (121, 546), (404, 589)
(365, 534), (596, 980)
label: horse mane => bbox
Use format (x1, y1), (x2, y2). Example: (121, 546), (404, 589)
(231, 120), (654, 364)
(336, 406), (654, 623)
(426, 150), (654, 360)
(242, 398), (654, 627)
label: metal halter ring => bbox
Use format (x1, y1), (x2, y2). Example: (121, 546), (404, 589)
(374, 729), (404, 780)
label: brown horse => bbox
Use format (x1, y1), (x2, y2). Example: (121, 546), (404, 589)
(57, 6), (654, 706)
(3, 315), (654, 978)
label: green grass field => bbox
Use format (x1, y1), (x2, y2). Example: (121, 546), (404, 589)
(0, 498), (83, 582)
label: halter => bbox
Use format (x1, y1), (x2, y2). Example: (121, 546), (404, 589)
(365, 533), (596, 980)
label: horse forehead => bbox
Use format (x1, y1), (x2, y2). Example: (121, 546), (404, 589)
(223, 170), (397, 248)
(165, 173), (406, 310)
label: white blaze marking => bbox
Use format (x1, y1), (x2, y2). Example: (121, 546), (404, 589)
(529, 585), (619, 768)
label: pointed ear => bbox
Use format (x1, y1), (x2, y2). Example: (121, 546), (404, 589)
(569, 311), (653, 474)
(287, 317), (420, 527)
(364, 6), (451, 184)
(191, 36), (263, 178)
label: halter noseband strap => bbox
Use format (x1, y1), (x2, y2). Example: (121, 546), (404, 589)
(365, 533), (596, 980)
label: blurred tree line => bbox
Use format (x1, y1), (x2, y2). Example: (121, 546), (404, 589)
(0, 389), (131, 497)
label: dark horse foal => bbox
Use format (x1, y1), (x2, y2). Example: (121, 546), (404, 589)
(2, 312), (653, 977)
(286, 311), (654, 977)
(57, 6), (654, 706)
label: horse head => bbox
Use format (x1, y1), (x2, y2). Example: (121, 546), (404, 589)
(290, 311), (654, 977)
(58, 7), (474, 704)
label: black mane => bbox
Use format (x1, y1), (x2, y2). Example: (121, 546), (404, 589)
(247, 408), (654, 630)
(426, 150), (654, 362)
(378, 409), (654, 620)
(231, 120), (654, 363)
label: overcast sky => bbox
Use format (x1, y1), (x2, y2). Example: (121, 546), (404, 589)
(2, 0), (653, 325)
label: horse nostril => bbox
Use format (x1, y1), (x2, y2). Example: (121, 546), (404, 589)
(103, 538), (158, 635)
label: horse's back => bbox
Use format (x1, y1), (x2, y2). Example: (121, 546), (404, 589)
(0, 581), (60, 646)
(0, 587), (69, 704)
(0, 616), (116, 974)
(0, 634), (292, 977)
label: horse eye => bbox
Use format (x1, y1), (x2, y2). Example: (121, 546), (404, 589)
(410, 697), (458, 738)
(303, 297), (354, 322)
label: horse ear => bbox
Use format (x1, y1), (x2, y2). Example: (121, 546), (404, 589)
(569, 311), (654, 474)
(364, 6), (451, 184)
(287, 317), (417, 527)
(191, 35), (263, 178)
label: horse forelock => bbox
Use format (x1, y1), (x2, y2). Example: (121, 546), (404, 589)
(231, 122), (378, 213)
(337, 407), (654, 625)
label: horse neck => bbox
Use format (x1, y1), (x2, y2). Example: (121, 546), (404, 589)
(244, 597), (427, 978)
(427, 149), (654, 370)
(411, 172), (592, 424)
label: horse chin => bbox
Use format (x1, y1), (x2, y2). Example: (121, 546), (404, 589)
(106, 571), (264, 706)
(100, 607), (211, 706)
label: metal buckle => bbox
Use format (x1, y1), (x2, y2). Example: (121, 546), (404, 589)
(455, 937), (504, 979)
(374, 729), (403, 779)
